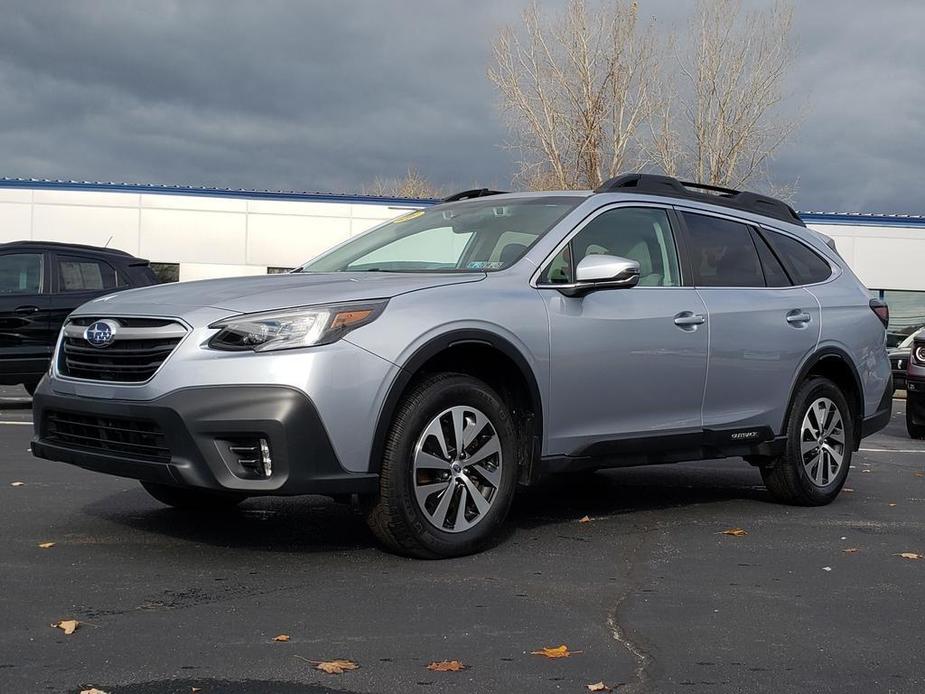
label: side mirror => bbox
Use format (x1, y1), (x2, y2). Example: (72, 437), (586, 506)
(559, 254), (640, 297)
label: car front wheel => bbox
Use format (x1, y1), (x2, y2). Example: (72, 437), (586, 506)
(762, 377), (853, 506)
(366, 373), (517, 558)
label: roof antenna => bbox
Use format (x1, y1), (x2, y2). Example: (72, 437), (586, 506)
(103, 235), (113, 248)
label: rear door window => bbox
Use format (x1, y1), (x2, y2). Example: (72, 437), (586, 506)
(681, 212), (765, 287)
(0, 253), (44, 294)
(56, 256), (123, 292)
(760, 230), (833, 285)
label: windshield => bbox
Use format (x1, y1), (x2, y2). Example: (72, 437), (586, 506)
(299, 196), (582, 273)
(899, 328), (924, 349)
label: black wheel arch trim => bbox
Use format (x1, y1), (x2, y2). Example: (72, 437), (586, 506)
(782, 346), (866, 446)
(368, 329), (544, 475)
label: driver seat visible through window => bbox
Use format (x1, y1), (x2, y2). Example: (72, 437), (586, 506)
(540, 206), (680, 287)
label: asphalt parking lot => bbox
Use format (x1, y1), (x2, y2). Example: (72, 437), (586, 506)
(2, 388), (924, 694)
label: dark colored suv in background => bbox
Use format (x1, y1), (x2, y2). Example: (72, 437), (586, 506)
(0, 241), (158, 394)
(907, 334), (925, 439)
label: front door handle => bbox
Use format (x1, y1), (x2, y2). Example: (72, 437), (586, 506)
(14, 305), (40, 315)
(786, 310), (812, 325)
(674, 311), (706, 328)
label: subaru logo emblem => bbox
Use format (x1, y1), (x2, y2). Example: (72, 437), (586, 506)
(84, 320), (117, 347)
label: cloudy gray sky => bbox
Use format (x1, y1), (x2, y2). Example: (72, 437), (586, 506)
(0, 0), (923, 213)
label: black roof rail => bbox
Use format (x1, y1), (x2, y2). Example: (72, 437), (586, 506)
(442, 188), (507, 203)
(594, 173), (804, 226)
(0, 240), (135, 256)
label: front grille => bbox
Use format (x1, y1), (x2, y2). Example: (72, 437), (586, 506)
(45, 410), (171, 462)
(59, 317), (186, 383)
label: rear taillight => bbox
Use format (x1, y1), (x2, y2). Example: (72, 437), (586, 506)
(869, 299), (889, 329)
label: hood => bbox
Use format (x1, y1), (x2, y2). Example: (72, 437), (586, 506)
(74, 272), (485, 317)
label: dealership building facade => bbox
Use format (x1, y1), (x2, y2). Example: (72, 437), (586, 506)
(0, 178), (922, 338)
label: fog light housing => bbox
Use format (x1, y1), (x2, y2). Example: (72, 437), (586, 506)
(258, 438), (272, 477)
(226, 437), (273, 478)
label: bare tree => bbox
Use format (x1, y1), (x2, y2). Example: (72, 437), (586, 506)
(365, 167), (445, 199)
(645, 0), (800, 189)
(488, 0), (657, 190)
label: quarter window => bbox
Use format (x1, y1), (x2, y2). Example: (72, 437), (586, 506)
(751, 230), (791, 287)
(0, 253), (43, 294)
(541, 207), (681, 287)
(56, 256), (122, 292)
(682, 212), (764, 287)
(761, 229), (832, 285)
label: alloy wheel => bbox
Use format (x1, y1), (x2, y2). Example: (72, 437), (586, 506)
(800, 397), (846, 487)
(412, 405), (503, 533)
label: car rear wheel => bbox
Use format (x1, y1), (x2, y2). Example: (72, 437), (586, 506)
(366, 373), (517, 558)
(140, 481), (247, 510)
(761, 377), (853, 506)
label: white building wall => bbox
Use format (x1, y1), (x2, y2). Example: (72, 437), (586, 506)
(1, 185), (922, 294)
(0, 187), (413, 279)
(807, 222), (925, 292)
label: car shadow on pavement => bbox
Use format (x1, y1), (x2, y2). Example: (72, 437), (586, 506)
(0, 398), (33, 410)
(508, 463), (771, 529)
(82, 462), (771, 554)
(82, 491), (377, 554)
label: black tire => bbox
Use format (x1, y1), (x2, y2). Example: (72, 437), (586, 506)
(140, 481), (247, 510)
(761, 377), (854, 506)
(23, 380), (39, 397)
(366, 373), (518, 558)
(908, 397), (925, 439)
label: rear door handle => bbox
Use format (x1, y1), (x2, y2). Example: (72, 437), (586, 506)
(14, 305), (40, 315)
(674, 311), (705, 328)
(786, 310), (811, 325)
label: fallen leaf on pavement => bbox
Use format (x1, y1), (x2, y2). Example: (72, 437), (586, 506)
(531, 644), (581, 658)
(80, 688), (108, 694)
(426, 660), (466, 671)
(295, 656), (359, 674)
(888, 503), (897, 507)
(914, 472), (924, 478)
(10, 481), (24, 487)
(897, 552), (922, 560)
(579, 515), (591, 523)
(720, 528), (748, 537)
(315, 659), (359, 674)
(52, 619), (79, 635)
(38, 542), (55, 549)
(842, 488), (854, 493)
(191, 688), (201, 693)
(587, 682), (612, 692)
(272, 634), (290, 642)
(843, 548), (860, 554)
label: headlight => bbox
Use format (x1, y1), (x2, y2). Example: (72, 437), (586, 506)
(208, 300), (387, 352)
(913, 345), (925, 365)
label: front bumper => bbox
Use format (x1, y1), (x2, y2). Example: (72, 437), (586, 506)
(907, 376), (925, 428)
(31, 382), (378, 496)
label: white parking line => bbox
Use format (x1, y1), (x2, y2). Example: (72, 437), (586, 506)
(859, 448), (924, 453)
(0, 421), (32, 426)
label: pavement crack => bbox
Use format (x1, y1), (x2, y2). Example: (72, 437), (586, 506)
(605, 526), (659, 693)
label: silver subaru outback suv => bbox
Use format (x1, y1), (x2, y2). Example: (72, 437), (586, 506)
(32, 174), (893, 557)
